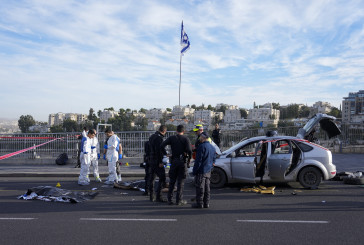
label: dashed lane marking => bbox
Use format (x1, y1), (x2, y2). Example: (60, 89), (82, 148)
(0, 218), (37, 220)
(237, 219), (329, 224)
(80, 218), (177, 222)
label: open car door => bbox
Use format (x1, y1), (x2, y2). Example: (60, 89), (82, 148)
(268, 139), (293, 181)
(230, 141), (257, 183)
(297, 113), (341, 141)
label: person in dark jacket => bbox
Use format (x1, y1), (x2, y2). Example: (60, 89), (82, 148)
(211, 123), (221, 148)
(161, 124), (192, 206)
(148, 125), (167, 202)
(143, 140), (151, 196)
(192, 131), (216, 208)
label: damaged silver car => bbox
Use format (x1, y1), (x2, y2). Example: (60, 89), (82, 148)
(188, 113), (341, 189)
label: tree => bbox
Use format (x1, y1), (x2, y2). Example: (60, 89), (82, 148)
(272, 103), (280, 110)
(18, 115), (35, 133)
(50, 125), (63, 133)
(207, 104), (215, 111)
(88, 108), (98, 122)
(216, 105), (227, 113)
(240, 109), (248, 119)
(139, 108), (147, 113)
(298, 105), (310, 118)
(328, 107), (342, 118)
(62, 118), (79, 132)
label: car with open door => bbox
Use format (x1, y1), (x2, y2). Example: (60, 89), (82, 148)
(187, 113), (341, 189)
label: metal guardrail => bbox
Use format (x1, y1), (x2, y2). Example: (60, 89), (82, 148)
(0, 126), (363, 160)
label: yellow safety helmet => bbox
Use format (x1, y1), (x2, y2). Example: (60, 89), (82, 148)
(193, 124), (203, 132)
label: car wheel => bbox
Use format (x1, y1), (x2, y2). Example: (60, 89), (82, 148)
(298, 167), (322, 189)
(210, 167), (227, 188)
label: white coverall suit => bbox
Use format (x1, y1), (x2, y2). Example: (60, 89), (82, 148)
(105, 134), (120, 183)
(78, 136), (92, 185)
(89, 136), (101, 182)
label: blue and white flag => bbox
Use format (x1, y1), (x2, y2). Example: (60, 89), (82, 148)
(180, 21), (190, 55)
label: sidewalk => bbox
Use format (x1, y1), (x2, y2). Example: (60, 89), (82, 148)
(0, 163), (146, 177)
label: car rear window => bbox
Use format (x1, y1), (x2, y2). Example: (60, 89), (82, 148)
(296, 142), (313, 152)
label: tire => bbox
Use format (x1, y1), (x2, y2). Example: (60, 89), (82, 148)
(210, 167), (227, 188)
(298, 167), (322, 189)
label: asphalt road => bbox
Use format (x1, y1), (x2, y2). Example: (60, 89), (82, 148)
(0, 176), (363, 245)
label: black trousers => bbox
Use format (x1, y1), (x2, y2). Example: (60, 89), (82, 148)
(149, 160), (166, 199)
(168, 159), (187, 203)
(195, 172), (211, 206)
(144, 161), (151, 193)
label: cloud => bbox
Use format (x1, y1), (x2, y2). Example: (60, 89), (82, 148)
(0, 0), (364, 121)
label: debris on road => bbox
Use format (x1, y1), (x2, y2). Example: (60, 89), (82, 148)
(341, 171), (364, 185)
(17, 186), (98, 203)
(240, 185), (276, 194)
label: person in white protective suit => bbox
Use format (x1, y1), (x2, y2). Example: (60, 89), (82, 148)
(89, 129), (102, 182)
(78, 130), (96, 185)
(104, 128), (121, 185)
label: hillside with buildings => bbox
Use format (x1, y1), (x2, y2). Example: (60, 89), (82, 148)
(9, 89), (359, 133)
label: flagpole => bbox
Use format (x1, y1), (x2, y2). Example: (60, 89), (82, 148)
(179, 54), (182, 107)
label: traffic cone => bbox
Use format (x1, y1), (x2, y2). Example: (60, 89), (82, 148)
(56, 182), (61, 188)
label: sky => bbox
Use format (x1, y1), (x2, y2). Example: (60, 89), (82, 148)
(1, 0), (364, 122)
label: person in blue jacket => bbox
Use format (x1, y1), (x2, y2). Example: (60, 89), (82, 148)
(192, 131), (216, 208)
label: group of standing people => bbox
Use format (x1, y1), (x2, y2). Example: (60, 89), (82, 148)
(77, 123), (220, 209)
(78, 128), (123, 186)
(144, 124), (217, 208)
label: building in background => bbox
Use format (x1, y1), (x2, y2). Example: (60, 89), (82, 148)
(342, 90), (364, 123)
(248, 103), (280, 127)
(311, 101), (332, 115)
(100, 110), (119, 123)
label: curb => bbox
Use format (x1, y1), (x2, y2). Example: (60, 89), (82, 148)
(0, 173), (146, 178)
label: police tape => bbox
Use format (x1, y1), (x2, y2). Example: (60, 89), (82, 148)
(0, 135), (80, 161)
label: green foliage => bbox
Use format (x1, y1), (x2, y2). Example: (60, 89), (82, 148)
(272, 103), (280, 110)
(240, 109), (248, 119)
(18, 115), (35, 133)
(50, 125), (64, 133)
(299, 105), (310, 118)
(207, 104), (215, 111)
(328, 107), (342, 118)
(216, 105), (227, 113)
(278, 120), (295, 127)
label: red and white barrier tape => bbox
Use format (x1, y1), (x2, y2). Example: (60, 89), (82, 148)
(0, 135), (79, 161)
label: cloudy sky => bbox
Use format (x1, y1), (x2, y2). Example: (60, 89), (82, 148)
(1, 0), (363, 121)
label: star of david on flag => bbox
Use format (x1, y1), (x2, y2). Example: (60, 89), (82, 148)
(180, 21), (190, 55)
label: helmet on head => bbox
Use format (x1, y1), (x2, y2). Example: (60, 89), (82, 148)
(193, 124), (203, 132)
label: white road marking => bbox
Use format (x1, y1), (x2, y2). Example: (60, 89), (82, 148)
(80, 218), (177, 222)
(0, 218), (37, 220)
(237, 219), (329, 224)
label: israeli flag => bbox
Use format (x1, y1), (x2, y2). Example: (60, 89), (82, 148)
(180, 21), (190, 55)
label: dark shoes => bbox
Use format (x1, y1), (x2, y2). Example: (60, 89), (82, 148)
(191, 203), (203, 209)
(176, 200), (187, 206)
(168, 200), (174, 205)
(156, 197), (167, 203)
(191, 203), (209, 208)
